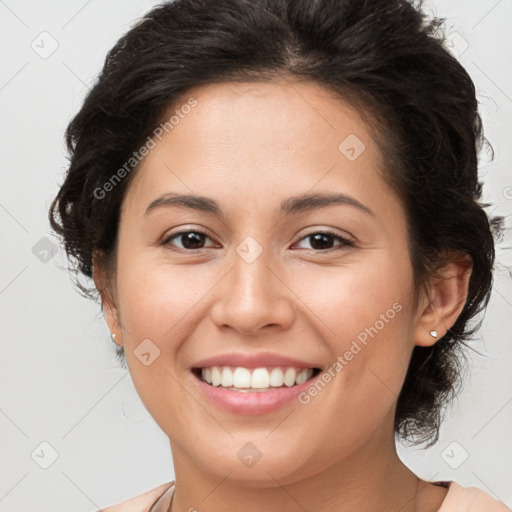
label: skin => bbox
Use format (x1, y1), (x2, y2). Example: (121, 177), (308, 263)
(94, 80), (472, 512)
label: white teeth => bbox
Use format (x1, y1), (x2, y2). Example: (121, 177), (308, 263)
(251, 368), (270, 388)
(211, 367), (222, 386)
(296, 368), (310, 384)
(269, 368), (284, 387)
(283, 368), (297, 387)
(233, 367), (251, 388)
(221, 367), (233, 387)
(200, 366), (315, 390)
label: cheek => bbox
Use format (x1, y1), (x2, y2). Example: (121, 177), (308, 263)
(296, 246), (415, 399)
(113, 253), (215, 428)
(115, 252), (215, 342)
(289, 259), (415, 460)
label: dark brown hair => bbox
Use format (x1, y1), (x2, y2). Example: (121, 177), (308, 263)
(49, 0), (504, 447)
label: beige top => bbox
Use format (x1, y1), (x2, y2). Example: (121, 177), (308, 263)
(98, 480), (511, 511)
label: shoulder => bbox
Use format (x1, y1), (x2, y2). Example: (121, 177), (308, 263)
(438, 481), (511, 511)
(98, 481), (174, 512)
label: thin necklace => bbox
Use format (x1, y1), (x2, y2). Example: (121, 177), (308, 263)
(413, 476), (420, 512)
(168, 477), (422, 512)
(168, 484), (175, 512)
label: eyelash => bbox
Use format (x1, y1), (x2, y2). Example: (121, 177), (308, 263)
(161, 229), (355, 252)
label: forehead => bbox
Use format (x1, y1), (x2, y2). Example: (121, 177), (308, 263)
(123, 79), (396, 219)
(168, 79), (375, 152)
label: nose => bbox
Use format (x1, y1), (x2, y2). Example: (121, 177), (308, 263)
(209, 246), (296, 336)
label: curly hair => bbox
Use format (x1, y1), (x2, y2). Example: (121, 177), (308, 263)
(49, 0), (504, 447)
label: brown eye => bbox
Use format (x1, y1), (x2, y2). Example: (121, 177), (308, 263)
(294, 230), (354, 251)
(163, 230), (215, 250)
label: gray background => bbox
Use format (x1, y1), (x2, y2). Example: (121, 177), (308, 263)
(1, 0), (511, 510)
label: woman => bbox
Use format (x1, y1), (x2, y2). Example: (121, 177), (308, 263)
(49, 0), (509, 510)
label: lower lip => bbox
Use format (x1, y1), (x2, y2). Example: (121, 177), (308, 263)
(192, 371), (317, 415)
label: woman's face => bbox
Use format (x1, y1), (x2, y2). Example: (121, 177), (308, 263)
(100, 80), (432, 485)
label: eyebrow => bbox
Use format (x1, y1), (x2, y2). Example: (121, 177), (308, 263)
(145, 192), (375, 218)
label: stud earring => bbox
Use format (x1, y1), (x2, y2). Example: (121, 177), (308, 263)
(111, 333), (117, 341)
(429, 330), (438, 338)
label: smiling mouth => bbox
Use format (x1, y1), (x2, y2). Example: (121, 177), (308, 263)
(192, 366), (322, 392)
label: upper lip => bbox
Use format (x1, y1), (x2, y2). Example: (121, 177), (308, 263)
(190, 351), (322, 370)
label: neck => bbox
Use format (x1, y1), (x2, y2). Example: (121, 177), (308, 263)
(169, 425), (422, 512)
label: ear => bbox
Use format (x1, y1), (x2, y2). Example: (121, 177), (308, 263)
(92, 250), (123, 347)
(414, 253), (473, 347)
